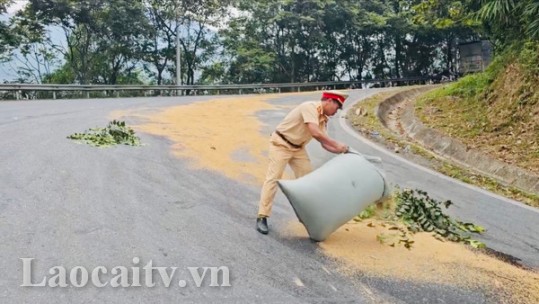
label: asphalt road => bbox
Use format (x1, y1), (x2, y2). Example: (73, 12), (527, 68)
(1, 89), (537, 303)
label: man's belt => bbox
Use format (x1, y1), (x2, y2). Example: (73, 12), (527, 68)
(275, 130), (302, 149)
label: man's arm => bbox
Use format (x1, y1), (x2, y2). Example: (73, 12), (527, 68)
(306, 122), (348, 154)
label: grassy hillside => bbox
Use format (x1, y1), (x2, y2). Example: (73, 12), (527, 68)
(416, 41), (539, 175)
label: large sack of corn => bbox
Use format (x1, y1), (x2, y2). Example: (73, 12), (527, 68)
(278, 152), (389, 241)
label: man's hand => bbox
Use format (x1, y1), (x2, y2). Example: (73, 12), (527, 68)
(336, 144), (348, 154)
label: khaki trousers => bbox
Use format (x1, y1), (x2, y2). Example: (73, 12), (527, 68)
(257, 134), (312, 217)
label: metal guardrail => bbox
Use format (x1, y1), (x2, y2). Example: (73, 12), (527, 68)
(0, 77), (430, 100)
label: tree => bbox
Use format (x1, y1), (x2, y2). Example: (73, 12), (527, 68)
(177, 0), (233, 85)
(141, 0), (177, 85)
(478, 0), (539, 44)
(214, 0), (278, 84)
(216, 0), (339, 83)
(13, 40), (60, 83)
(412, 0), (480, 73)
(8, 0), (519, 86)
(42, 64), (75, 84)
(7, 1), (61, 83)
(18, 0), (150, 84)
(141, 0), (232, 86)
(0, 0), (21, 61)
(334, 0), (380, 81)
(89, 0), (150, 84)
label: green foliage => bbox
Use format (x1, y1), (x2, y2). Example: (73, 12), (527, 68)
(42, 65), (75, 84)
(517, 41), (539, 81)
(395, 189), (486, 248)
(67, 120), (141, 147)
(424, 39), (538, 109)
(424, 43), (514, 100)
(4, 0), (537, 86)
(355, 204), (378, 221)
(199, 62), (226, 84)
(0, 0), (22, 60)
(19, 0), (152, 84)
(413, 0), (480, 29)
(440, 72), (492, 98)
(213, 0), (477, 83)
(477, 0), (539, 44)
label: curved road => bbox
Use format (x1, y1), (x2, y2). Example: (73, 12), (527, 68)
(0, 89), (537, 303)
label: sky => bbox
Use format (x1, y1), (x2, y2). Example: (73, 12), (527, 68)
(6, 0), (27, 14)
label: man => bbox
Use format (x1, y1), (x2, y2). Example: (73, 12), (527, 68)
(256, 90), (350, 234)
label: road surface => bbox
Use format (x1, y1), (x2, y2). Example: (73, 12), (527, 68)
(1, 89), (537, 303)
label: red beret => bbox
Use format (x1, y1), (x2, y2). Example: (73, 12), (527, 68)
(322, 91), (348, 105)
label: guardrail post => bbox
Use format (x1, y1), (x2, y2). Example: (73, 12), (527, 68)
(53, 92), (56, 100)
(239, 89), (242, 95)
(86, 92), (90, 99)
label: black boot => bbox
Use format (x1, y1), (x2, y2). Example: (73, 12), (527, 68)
(256, 217), (269, 234)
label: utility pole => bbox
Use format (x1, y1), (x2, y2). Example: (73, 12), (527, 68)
(176, 1), (182, 95)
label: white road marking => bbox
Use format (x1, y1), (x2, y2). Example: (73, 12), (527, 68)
(321, 266), (331, 275)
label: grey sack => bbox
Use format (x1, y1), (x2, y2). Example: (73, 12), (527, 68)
(278, 152), (389, 241)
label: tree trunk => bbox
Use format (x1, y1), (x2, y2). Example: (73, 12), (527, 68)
(395, 34), (401, 79)
(446, 36), (453, 72)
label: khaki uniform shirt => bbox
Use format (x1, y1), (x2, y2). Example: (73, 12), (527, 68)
(273, 101), (328, 149)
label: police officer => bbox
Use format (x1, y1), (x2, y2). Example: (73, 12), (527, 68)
(256, 90), (350, 234)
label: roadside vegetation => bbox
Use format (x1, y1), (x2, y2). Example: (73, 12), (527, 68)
(67, 120), (141, 147)
(347, 92), (539, 207)
(355, 188), (486, 250)
(416, 42), (539, 176)
(411, 0), (539, 204)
